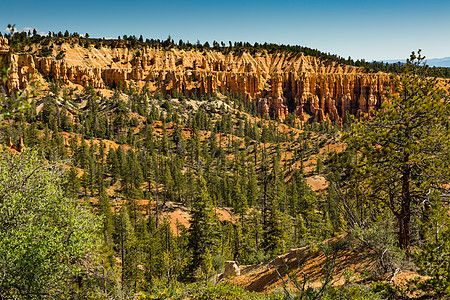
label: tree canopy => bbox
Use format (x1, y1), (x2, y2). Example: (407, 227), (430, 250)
(0, 151), (101, 299)
(331, 50), (450, 249)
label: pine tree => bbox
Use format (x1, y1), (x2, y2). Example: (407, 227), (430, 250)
(262, 201), (284, 255)
(126, 149), (144, 197)
(97, 191), (117, 293)
(77, 138), (90, 169)
(334, 51), (450, 249)
(141, 216), (164, 283)
(65, 165), (80, 199)
(187, 177), (219, 280)
(412, 194), (450, 297)
(98, 191), (114, 246)
(118, 206), (139, 296)
(231, 184), (248, 228)
(246, 166), (258, 207)
(160, 124), (169, 155)
(80, 171), (90, 198)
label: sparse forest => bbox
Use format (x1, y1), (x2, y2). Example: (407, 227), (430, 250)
(1, 30), (450, 299)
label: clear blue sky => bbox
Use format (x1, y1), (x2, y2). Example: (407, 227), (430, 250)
(2, 0), (449, 61)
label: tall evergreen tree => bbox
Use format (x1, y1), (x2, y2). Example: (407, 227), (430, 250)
(187, 177), (219, 280)
(332, 51), (450, 249)
(118, 206), (140, 296)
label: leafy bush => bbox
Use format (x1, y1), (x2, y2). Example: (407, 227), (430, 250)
(142, 281), (264, 300)
(371, 281), (405, 300)
(189, 282), (262, 300)
(351, 219), (407, 277)
(320, 284), (386, 300)
(0, 151), (102, 299)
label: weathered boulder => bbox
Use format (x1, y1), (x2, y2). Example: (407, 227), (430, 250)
(223, 261), (240, 278)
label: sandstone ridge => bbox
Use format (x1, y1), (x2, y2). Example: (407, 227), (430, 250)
(0, 38), (391, 123)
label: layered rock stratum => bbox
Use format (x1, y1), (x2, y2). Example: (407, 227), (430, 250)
(0, 37), (391, 123)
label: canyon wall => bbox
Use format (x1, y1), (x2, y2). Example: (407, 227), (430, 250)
(0, 38), (391, 123)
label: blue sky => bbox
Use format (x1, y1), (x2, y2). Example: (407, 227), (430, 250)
(2, 0), (449, 61)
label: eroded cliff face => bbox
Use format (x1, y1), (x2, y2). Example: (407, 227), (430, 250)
(1, 39), (391, 123)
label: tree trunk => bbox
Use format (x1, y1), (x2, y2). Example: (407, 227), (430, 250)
(398, 211), (410, 249)
(399, 160), (411, 249)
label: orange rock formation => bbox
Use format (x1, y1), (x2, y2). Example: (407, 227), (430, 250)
(1, 39), (392, 123)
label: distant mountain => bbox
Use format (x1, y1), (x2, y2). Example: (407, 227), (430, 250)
(379, 57), (450, 68)
(426, 57), (450, 68)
